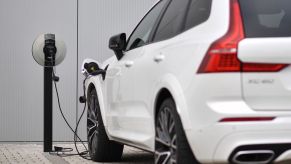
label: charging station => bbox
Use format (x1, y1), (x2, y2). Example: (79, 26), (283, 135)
(32, 34), (66, 152)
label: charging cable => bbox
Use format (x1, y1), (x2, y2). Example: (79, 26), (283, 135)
(49, 69), (91, 160)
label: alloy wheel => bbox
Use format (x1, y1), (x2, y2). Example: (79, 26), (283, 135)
(87, 91), (99, 155)
(155, 107), (177, 164)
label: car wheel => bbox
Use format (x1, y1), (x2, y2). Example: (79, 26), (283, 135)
(87, 89), (124, 162)
(155, 98), (199, 164)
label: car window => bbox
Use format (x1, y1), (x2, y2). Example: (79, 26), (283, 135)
(239, 0), (291, 37)
(184, 0), (212, 31)
(126, 0), (168, 51)
(153, 0), (190, 42)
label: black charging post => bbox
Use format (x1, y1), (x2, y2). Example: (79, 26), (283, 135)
(43, 34), (57, 152)
(32, 33), (65, 152)
(44, 61), (53, 152)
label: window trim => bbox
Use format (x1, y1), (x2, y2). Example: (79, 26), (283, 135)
(146, 0), (172, 46)
(125, 0), (170, 52)
(125, 0), (213, 52)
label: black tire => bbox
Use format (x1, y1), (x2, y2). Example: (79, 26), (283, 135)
(87, 89), (124, 162)
(155, 98), (199, 164)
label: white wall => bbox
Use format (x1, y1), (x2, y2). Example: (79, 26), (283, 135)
(0, 0), (156, 141)
(0, 0), (77, 141)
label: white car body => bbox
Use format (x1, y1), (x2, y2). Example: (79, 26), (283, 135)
(82, 0), (291, 163)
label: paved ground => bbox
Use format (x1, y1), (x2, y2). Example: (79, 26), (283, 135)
(0, 144), (154, 164)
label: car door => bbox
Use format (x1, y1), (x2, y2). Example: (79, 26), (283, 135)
(237, 0), (291, 111)
(105, 0), (169, 147)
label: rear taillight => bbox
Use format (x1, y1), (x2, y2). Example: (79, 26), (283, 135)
(197, 0), (287, 73)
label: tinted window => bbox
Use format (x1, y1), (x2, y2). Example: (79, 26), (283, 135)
(153, 0), (190, 42)
(184, 0), (212, 31)
(126, 0), (167, 51)
(239, 0), (291, 38)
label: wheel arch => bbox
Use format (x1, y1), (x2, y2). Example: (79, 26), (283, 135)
(153, 74), (192, 131)
(154, 88), (174, 121)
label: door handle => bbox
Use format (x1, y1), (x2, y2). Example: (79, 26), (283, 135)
(154, 54), (165, 63)
(124, 61), (134, 68)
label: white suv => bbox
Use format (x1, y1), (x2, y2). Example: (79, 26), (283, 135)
(81, 0), (291, 163)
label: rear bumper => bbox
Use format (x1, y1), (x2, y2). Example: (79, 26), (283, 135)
(214, 130), (291, 163)
(179, 74), (291, 163)
(184, 114), (291, 163)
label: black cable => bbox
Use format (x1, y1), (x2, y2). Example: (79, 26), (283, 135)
(73, 77), (90, 159)
(72, 77), (91, 159)
(52, 72), (87, 149)
(53, 78), (89, 159)
(51, 69), (91, 160)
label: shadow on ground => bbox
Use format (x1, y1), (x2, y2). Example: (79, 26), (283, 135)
(121, 152), (154, 163)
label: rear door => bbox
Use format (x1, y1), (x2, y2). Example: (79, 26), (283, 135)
(106, 0), (169, 146)
(238, 0), (291, 111)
